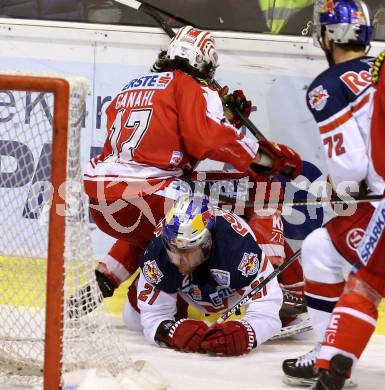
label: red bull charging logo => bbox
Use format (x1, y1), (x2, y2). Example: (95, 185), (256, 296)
(237, 252), (260, 277)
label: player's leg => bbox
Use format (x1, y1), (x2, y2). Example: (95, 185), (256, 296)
(279, 241), (306, 322)
(95, 240), (142, 297)
(312, 268), (385, 390)
(282, 228), (351, 385)
(282, 203), (375, 385)
(89, 193), (174, 297)
(313, 203), (385, 390)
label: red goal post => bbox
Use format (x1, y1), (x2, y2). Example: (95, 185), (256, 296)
(0, 74), (71, 390)
(0, 73), (164, 389)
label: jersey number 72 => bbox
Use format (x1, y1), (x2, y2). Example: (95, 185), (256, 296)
(323, 133), (346, 158)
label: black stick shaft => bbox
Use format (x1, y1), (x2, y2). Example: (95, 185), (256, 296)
(216, 193), (384, 208)
(113, 0), (266, 140)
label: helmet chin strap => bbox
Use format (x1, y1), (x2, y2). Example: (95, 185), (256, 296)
(323, 47), (336, 67)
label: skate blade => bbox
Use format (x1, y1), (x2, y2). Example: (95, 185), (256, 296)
(283, 375), (357, 388)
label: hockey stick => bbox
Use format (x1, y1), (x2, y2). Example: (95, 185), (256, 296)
(112, 0), (193, 37)
(112, 0), (266, 140)
(271, 312), (312, 340)
(217, 248), (301, 324)
(181, 173), (385, 207)
(215, 192), (385, 209)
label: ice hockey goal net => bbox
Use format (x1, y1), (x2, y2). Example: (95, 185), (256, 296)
(0, 73), (163, 389)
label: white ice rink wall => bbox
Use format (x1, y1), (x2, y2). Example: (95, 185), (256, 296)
(1, 18), (385, 258)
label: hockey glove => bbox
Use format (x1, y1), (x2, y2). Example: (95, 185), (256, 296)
(95, 269), (117, 298)
(219, 86), (252, 129)
(252, 139), (303, 180)
(155, 319), (209, 353)
(201, 320), (256, 356)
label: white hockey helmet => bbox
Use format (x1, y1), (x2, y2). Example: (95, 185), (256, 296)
(313, 0), (372, 47)
(166, 26), (218, 73)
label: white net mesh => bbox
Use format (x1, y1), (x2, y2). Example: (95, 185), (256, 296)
(0, 74), (159, 388)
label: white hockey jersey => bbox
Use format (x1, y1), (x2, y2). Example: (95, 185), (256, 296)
(307, 56), (385, 195)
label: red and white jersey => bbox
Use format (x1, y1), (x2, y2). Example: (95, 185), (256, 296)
(307, 57), (385, 195)
(84, 70), (258, 199)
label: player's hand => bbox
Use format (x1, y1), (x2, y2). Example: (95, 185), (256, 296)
(252, 139), (303, 180)
(219, 86), (252, 129)
(168, 319), (209, 353)
(201, 320), (256, 356)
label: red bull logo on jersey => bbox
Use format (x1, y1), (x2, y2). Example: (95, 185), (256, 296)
(238, 252), (261, 277)
(308, 85), (330, 111)
(143, 260), (164, 284)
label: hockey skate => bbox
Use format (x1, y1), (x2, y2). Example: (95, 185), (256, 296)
(280, 290), (307, 317)
(282, 344), (356, 388)
(309, 354), (353, 390)
(282, 343), (321, 386)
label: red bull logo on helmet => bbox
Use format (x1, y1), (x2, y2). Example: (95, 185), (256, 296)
(323, 0), (335, 13)
(237, 252), (261, 277)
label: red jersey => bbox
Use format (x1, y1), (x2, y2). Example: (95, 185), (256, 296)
(371, 60), (385, 180)
(84, 70), (258, 199)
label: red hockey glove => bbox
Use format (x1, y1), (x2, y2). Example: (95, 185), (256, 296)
(201, 320), (256, 356)
(168, 319), (209, 353)
(219, 86), (252, 128)
(252, 139), (303, 180)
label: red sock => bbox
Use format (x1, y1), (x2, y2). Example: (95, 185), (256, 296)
(316, 287), (378, 370)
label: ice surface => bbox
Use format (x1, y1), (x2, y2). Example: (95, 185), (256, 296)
(114, 321), (385, 390)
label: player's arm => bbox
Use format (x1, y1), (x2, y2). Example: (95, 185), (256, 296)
(201, 257), (282, 356)
(176, 77), (302, 179)
(137, 270), (177, 345)
(308, 81), (369, 188)
(200, 216), (282, 356)
(370, 60), (385, 179)
(241, 259), (283, 345)
(137, 272), (208, 352)
(175, 77), (258, 172)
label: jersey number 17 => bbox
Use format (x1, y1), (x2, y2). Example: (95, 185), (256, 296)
(107, 108), (153, 162)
